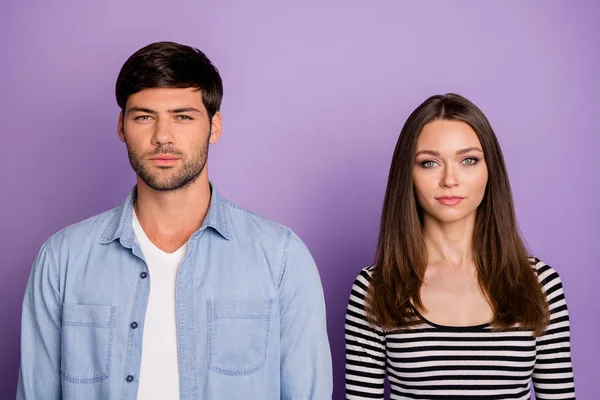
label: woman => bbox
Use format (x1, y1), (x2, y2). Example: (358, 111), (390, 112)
(345, 94), (575, 399)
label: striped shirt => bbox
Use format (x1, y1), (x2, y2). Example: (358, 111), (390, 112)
(345, 258), (575, 399)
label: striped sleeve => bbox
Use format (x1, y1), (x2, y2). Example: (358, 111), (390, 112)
(532, 261), (576, 399)
(345, 267), (386, 399)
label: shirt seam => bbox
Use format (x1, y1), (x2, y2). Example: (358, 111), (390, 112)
(277, 229), (292, 289)
(45, 241), (60, 293)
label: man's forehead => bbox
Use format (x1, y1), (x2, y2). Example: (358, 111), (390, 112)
(128, 87), (202, 101)
(126, 87), (205, 111)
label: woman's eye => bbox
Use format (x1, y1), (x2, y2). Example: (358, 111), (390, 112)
(421, 160), (437, 168)
(462, 157), (479, 165)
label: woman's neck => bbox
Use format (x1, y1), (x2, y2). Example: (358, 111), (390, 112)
(422, 212), (476, 268)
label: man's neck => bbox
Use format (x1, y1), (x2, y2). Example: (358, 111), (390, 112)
(133, 173), (211, 253)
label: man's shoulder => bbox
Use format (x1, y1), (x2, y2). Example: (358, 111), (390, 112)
(46, 206), (120, 248)
(222, 198), (292, 240)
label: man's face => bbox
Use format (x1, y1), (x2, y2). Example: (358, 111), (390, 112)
(118, 87), (222, 191)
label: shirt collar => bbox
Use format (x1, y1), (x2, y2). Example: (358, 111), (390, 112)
(99, 182), (231, 246)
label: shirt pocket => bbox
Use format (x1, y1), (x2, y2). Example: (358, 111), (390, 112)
(207, 298), (273, 376)
(60, 303), (116, 384)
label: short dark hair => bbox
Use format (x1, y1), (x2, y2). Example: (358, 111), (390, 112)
(115, 41), (223, 119)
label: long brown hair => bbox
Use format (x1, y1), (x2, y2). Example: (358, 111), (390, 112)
(368, 93), (549, 336)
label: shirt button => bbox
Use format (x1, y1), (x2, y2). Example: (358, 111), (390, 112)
(126, 375), (134, 383)
(130, 322), (138, 329)
(140, 272), (148, 279)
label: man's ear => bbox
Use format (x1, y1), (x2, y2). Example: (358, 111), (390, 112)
(209, 112), (222, 144)
(118, 111), (126, 143)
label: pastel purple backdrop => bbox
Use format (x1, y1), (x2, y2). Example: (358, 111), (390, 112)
(1, 1), (598, 398)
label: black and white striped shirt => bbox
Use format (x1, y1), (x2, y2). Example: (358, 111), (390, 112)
(345, 258), (575, 399)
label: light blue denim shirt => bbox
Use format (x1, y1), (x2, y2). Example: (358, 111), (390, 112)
(17, 186), (333, 400)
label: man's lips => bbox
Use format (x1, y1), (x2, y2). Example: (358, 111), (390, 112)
(149, 155), (180, 165)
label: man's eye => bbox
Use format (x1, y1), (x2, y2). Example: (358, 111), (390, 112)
(177, 115), (193, 120)
(134, 115), (152, 121)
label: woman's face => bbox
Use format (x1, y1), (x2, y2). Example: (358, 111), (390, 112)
(413, 119), (488, 224)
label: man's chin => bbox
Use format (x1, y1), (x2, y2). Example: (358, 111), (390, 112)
(138, 175), (180, 192)
(140, 174), (202, 192)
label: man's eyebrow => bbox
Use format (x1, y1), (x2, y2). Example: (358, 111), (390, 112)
(126, 106), (204, 114)
(127, 106), (157, 114)
(168, 107), (203, 114)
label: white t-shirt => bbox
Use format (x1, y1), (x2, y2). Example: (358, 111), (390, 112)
(132, 210), (188, 400)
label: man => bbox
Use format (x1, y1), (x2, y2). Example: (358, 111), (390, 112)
(17, 41), (332, 400)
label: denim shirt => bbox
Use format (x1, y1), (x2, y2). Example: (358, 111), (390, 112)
(17, 186), (333, 400)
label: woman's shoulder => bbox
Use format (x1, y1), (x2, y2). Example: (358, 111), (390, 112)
(351, 264), (377, 286)
(528, 256), (565, 294)
(348, 265), (378, 306)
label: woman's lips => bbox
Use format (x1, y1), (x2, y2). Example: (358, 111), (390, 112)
(435, 196), (465, 206)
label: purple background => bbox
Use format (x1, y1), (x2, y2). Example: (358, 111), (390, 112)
(1, 1), (598, 398)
